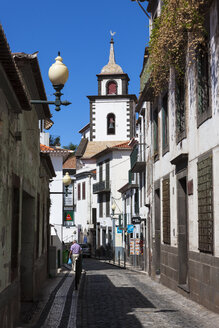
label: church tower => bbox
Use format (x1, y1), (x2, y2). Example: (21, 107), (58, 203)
(88, 34), (137, 141)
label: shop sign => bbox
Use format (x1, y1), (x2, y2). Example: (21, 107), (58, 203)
(131, 216), (141, 224)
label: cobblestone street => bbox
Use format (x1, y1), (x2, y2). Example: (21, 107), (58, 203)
(77, 259), (219, 328)
(17, 258), (219, 328)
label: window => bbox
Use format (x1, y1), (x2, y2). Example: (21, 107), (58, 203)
(162, 177), (170, 245)
(107, 113), (115, 135)
(175, 76), (186, 142)
(134, 191), (139, 215)
(99, 163), (103, 182)
(153, 107), (159, 160)
(198, 155), (213, 253)
(162, 93), (169, 154)
(82, 182), (86, 200)
(106, 193), (110, 217)
(197, 45), (211, 126)
(107, 80), (117, 95)
(78, 183), (81, 201)
(197, 15), (211, 126)
(105, 160), (110, 188)
(99, 194), (103, 218)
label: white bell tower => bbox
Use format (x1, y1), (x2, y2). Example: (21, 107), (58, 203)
(87, 33), (137, 142)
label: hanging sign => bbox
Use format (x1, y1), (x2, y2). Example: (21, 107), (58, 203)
(64, 210), (74, 222)
(127, 224), (134, 233)
(131, 216), (141, 224)
(117, 227), (123, 234)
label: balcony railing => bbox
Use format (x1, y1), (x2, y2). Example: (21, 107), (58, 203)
(130, 144), (146, 173)
(93, 180), (110, 194)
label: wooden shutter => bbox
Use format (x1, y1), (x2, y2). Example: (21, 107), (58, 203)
(198, 155), (213, 253)
(106, 193), (110, 217)
(162, 93), (168, 151)
(82, 182), (86, 200)
(78, 183), (81, 201)
(106, 160), (110, 189)
(153, 108), (158, 155)
(99, 163), (103, 182)
(162, 178), (170, 244)
(99, 194), (103, 218)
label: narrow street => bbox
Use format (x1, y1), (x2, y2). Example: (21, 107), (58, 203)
(17, 258), (219, 328)
(77, 259), (219, 328)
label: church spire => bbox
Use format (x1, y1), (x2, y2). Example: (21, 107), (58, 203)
(100, 32), (124, 75)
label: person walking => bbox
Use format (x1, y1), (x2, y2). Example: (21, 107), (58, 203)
(69, 240), (82, 272)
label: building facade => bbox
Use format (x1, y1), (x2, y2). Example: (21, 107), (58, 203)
(0, 25), (55, 327)
(136, 0), (219, 312)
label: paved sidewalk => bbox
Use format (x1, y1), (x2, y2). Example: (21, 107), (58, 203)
(77, 259), (219, 328)
(17, 265), (82, 328)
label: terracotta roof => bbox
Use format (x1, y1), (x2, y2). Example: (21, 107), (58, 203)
(112, 141), (132, 149)
(63, 155), (76, 169)
(82, 141), (127, 159)
(91, 140), (132, 159)
(0, 24), (31, 111)
(40, 144), (73, 154)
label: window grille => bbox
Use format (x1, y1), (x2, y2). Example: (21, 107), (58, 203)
(198, 155), (213, 253)
(162, 178), (170, 244)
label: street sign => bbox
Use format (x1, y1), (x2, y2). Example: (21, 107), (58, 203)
(117, 227), (123, 234)
(131, 216), (141, 224)
(127, 224), (134, 233)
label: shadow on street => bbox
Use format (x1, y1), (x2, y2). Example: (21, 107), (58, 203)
(77, 259), (155, 328)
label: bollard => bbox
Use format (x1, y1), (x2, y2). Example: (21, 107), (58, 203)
(124, 251), (126, 269)
(75, 255), (82, 290)
(118, 251), (120, 267)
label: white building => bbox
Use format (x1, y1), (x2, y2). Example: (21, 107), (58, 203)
(136, 0), (219, 313)
(40, 133), (73, 265)
(75, 35), (137, 256)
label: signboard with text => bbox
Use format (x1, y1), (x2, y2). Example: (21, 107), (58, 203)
(131, 216), (141, 224)
(130, 238), (140, 255)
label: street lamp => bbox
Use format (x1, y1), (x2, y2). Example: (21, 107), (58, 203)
(30, 52), (71, 111)
(50, 172), (72, 196)
(63, 172), (71, 197)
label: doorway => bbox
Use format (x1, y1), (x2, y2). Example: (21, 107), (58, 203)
(20, 191), (35, 301)
(177, 175), (188, 287)
(154, 188), (161, 275)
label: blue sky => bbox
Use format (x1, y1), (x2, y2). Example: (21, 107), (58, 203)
(2, 0), (149, 147)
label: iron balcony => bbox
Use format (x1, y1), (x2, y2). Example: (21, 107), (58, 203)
(130, 144), (146, 173)
(93, 180), (111, 194)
